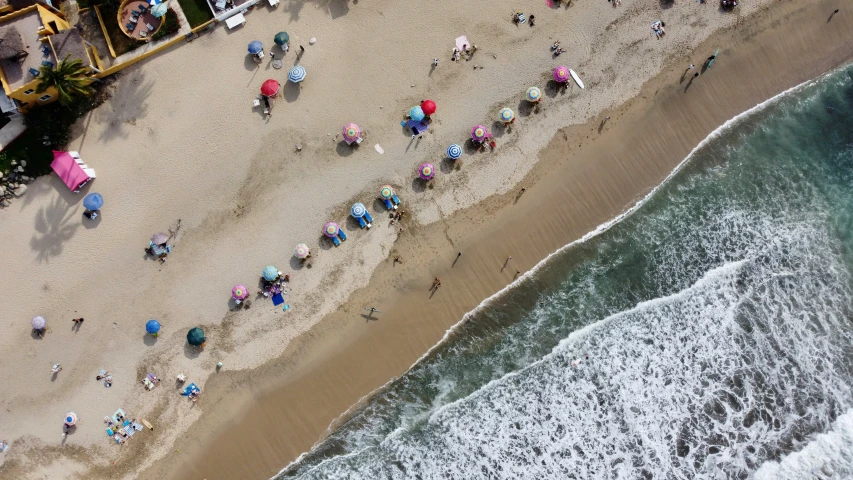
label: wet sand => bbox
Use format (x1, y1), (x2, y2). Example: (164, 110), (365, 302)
(139, 2), (853, 479)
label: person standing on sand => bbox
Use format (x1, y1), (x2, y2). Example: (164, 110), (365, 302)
(457, 252), (462, 258)
(829, 9), (839, 21)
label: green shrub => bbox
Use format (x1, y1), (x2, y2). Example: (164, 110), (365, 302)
(152, 9), (181, 40)
(177, 0), (213, 28)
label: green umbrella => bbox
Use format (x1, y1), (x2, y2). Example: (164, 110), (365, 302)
(187, 327), (206, 346)
(274, 32), (289, 46)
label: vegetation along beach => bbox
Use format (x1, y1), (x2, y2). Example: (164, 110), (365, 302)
(0, 0), (852, 479)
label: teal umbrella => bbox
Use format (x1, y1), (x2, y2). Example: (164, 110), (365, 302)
(274, 32), (289, 46)
(186, 327), (205, 346)
(262, 265), (278, 281)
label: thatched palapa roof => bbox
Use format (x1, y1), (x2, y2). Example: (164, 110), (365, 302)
(0, 26), (26, 61)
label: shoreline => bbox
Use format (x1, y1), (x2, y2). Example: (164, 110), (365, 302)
(139, 3), (853, 479)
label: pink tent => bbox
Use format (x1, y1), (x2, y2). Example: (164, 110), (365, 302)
(51, 151), (93, 192)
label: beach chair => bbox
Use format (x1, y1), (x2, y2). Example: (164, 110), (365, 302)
(126, 22), (135, 31)
(42, 60), (53, 68)
(139, 4), (148, 12)
(354, 215), (367, 228)
(337, 228), (347, 241)
(146, 23), (154, 31)
(331, 235), (341, 247)
(28, 68), (39, 77)
(382, 198), (394, 210)
(131, 8), (140, 15)
(142, 378), (155, 390)
(139, 31), (147, 38)
(106, 428), (114, 436)
(391, 194), (401, 206)
(363, 211), (373, 227)
(40, 44), (50, 56)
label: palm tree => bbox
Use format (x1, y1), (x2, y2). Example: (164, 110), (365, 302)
(36, 55), (93, 105)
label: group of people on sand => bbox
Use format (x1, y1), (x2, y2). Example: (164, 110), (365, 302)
(652, 21), (667, 39)
(258, 271), (290, 297)
(452, 44), (477, 62)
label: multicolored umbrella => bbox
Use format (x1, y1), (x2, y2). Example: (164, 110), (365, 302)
(499, 108), (515, 123)
(409, 105), (425, 122)
(379, 185), (394, 200)
(525, 86), (541, 103)
(446, 144), (462, 159)
(83, 192), (103, 211)
(351, 203), (367, 218)
(146, 319), (161, 334)
(342, 123), (361, 144)
(231, 285), (249, 300)
(260, 79), (280, 96)
(420, 99), (436, 115)
(64, 412), (77, 426)
(151, 232), (169, 245)
(31, 315), (46, 330)
(294, 243), (310, 259)
(262, 266), (278, 281)
(187, 327), (205, 346)
(419, 163), (435, 180)
(471, 125), (488, 141)
(288, 65), (306, 83)
(248, 41), (263, 55)
(323, 221), (340, 238)
(553, 66), (570, 83)
(274, 32), (289, 46)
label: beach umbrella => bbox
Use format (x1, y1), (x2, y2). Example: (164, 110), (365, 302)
(409, 106), (425, 122)
(186, 327), (205, 346)
(262, 266), (278, 281)
(231, 285), (249, 300)
(553, 66), (570, 83)
(351, 203), (367, 218)
(471, 125), (488, 142)
(145, 319), (161, 334)
(274, 31), (289, 46)
(525, 86), (541, 103)
(379, 185), (394, 200)
(260, 79), (280, 96)
(420, 99), (436, 115)
(446, 144), (462, 160)
(248, 41), (263, 55)
(419, 163), (435, 181)
(294, 243), (310, 259)
(499, 108), (515, 123)
(31, 315), (46, 330)
(323, 221), (340, 238)
(83, 192), (103, 211)
(342, 123), (361, 144)
(151, 2), (167, 17)
(64, 412), (77, 426)
(148, 0), (162, 5)
(151, 232), (169, 245)
(288, 65), (306, 83)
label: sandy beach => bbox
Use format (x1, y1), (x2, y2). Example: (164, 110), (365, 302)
(0, 0), (851, 478)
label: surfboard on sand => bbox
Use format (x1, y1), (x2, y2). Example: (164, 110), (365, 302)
(569, 69), (585, 89)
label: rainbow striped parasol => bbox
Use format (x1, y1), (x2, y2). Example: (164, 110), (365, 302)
(294, 243), (310, 259)
(379, 185), (394, 199)
(323, 222), (340, 238)
(342, 123), (361, 144)
(446, 144), (462, 159)
(419, 163), (435, 180)
(499, 108), (515, 123)
(553, 66), (570, 83)
(232, 284), (249, 300)
(525, 86), (541, 103)
(471, 125), (488, 141)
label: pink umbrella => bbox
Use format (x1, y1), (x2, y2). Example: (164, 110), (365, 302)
(553, 66), (570, 83)
(419, 163), (435, 180)
(471, 125), (489, 142)
(342, 123), (361, 144)
(232, 284), (249, 300)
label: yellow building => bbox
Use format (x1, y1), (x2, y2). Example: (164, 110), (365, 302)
(0, 3), (103, 112)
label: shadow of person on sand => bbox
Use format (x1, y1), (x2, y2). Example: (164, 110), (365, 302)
(684, 74), (698, 93)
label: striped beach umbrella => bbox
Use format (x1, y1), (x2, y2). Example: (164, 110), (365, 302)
(323, 221), (340, 238)
(525, 86), (541, 103)
(419, 163), (435, 180)
(446, 144), (462, 159)
(420, 99), (436, 115)
(262, 266), (278, 281)
(409, 105), (425, 122)
(471, 125), (488, 141)
(83, 192), (103, 211)
(294, 243), (310, 259)
(274, 32), (289, 46)
(553, 66), (570, 83)
(261, 79), (280, 96)
(248, 41), (263, 55)
(499, 108), (515, 123)
(231, 285), (249, 300)
(64, 412), (77, 426)
(351, 203), (367, 218)
(145, 319), (161, 334)
(342, 123), (361, 144)
(379, 185), (394, 200)
(288, 65), (306, 83)
(31, 315), (46, 330)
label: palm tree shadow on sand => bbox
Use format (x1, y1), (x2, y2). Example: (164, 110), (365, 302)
(30, 195), (81, 262)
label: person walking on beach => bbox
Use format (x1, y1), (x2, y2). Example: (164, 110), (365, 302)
(687, 64), (695, 71)
(829, 9), (839, 21)
(457, 252), (462, 259)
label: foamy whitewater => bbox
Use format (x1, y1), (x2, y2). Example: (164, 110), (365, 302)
(277, 64), (853, 479)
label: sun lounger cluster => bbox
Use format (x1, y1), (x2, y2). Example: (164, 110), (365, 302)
(378, 185), (401, 211)
(323, 221), (347, 246)
(103, 408), (148, 445)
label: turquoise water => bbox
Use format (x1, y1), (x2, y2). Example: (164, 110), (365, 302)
(277, 64), (853, 479)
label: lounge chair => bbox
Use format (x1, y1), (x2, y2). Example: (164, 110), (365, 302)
(131, 8), (140, 14)
(42, 60), (53, 68)
(354, 215), (367, 228)
(139, 4), (148, 12)
(331, 235), (341, 247)
(392, 194), (401, 206)
(106, 428), (114, 436)
(382, 198), (394, 210)
(126, 22), (135, 31)
(337, 228), (347, 241)
(146, 23), (154, 31)
(364, 211), (373, 227)
(28, 68), (39, 77)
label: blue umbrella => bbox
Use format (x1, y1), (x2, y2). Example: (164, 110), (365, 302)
(446, 144), (462, 160)
(263, 265), (278, 281)
(248, 41), (263, 55)
(151, 3), (168, 17)
(409, 106), (425, 122)
(351, 203), (367, 218)
(146, 319), (161, 334)
(83, 192), (103, 210)
(288, 65), (306, 83)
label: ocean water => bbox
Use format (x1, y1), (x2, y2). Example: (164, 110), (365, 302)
(277, 64), (853, 479)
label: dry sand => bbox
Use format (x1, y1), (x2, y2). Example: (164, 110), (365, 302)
(0, 0), (850, 479)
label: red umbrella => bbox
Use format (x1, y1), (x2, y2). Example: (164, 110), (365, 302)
(260, 79), (280, 96)
(420, 99), (436, 115)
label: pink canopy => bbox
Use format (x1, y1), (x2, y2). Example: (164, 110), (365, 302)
(51, 151), (91, 191)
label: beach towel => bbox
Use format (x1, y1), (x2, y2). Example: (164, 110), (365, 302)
(124, 426), (135, 437)
(406, 120), (429, 135)
(132, 422), (144, 431)
(113, 409), (126, 424)
(272, 292), (284, 306)
(516, 12), (526, 23)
